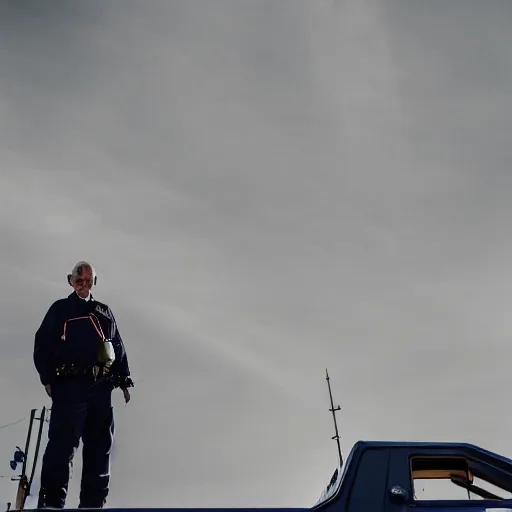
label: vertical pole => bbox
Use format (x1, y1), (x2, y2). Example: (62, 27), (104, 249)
(15, 409), (36, 510)
(21, 410), (36, 477)
(325, 369), (343, 466)
(28, 407), (46, 492)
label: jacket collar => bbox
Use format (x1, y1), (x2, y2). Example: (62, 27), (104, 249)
(68, 291), (94, 302)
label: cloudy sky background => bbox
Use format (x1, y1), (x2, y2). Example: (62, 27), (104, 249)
(1, 0), (512, 508)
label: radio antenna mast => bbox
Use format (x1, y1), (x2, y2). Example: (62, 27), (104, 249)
(325, 369), (343, 466)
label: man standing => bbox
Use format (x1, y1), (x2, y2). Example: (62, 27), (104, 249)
(33, 261), (134, 509)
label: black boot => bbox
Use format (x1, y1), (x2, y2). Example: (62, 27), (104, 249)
(37, 487), (65, 509)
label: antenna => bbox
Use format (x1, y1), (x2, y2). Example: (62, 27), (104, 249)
(325, 369), (343, 466)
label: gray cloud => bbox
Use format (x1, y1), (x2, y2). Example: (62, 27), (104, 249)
(1, 0), (512, 508)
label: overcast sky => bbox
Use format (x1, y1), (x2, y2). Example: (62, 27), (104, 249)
(1, 0), (512, 508)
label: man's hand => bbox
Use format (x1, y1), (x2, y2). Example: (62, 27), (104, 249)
(122, 387), (131, 404)
(44, 384), (52, 398)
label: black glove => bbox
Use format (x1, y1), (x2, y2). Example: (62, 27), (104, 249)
(110, 375), (134, 389)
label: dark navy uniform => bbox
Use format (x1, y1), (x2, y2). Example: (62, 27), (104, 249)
(34, 291), (133, 509)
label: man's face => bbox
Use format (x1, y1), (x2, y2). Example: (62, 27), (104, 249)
(71, 265), (95, 298)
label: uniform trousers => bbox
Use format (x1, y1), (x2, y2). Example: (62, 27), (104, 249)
(38, 376), (115, 509)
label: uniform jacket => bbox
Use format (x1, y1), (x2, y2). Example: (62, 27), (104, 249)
(33, 291), (131, 387)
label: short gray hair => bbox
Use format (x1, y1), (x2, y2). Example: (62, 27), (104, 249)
(71, 260), (96, 278)
(67, 260), (97, 285)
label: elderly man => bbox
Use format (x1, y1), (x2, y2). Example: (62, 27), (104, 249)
(33, 261), (134, 509)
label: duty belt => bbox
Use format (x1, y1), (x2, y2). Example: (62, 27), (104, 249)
(54, 364), (134, 389)
(55, 364), (107, 380)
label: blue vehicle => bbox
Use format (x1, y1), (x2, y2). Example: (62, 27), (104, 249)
(312, 438), (512, 512)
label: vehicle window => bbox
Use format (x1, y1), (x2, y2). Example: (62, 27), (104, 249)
(411, 456), (512, 501)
